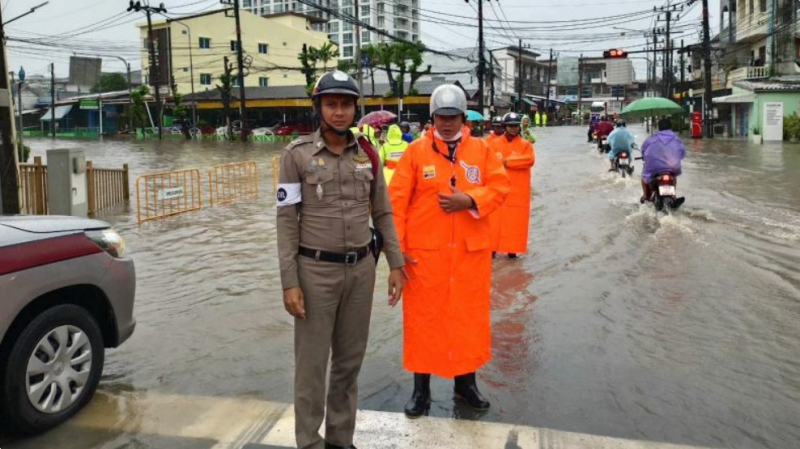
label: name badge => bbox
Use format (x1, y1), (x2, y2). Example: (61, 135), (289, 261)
(423, 165), (436, 179)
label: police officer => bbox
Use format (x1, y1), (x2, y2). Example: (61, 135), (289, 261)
(276, 71), (407, 449)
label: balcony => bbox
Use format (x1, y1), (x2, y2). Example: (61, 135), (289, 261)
(727, 65), (769, 85)
(735, 11), (767, 43)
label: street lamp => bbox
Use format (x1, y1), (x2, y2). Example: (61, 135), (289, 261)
(163, 16), (197, 126)
(2, 2), (49, 27)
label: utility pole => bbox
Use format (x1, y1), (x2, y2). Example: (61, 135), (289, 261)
(488, 52), (495, 118)
(477, 0), (485, 118)
(577, 54), (583, 123)
(128, 1), (167, 140)
(679, 39), (685, 133)
(16, 68), (24, 155)
(233, 0), (247, 141)
(665, 10), (671, 98)
(354, 0), (365, 117)
(652, 29), (658, 97)
(517, 38), (523, 112)
(702, 0), (713, 138)
(50, 63), (55, 138)
(545, 48), (553, 123)
(0, 9), (19, 213)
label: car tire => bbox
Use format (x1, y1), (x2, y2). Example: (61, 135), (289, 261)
(1, 304), (104, 434)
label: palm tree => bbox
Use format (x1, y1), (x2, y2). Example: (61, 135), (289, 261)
(315, 42), (339, 72)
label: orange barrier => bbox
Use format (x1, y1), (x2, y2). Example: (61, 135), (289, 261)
(135, 169), (203, 224)
(208, 161), (258, 206)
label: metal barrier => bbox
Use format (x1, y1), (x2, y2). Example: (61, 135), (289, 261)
(87, 161), (129, 214)
(208, 161), (258, 206)
(19, 156), (48, 215)
(271, 156), (280, 191)
(136, 169), (203, 224)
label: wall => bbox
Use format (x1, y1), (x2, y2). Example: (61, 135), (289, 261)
(748, 91), (800, 134)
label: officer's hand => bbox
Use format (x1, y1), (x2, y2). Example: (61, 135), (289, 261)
(403, 253), (418, 265)
(388, 267), (408, 307)
(283, 287), (306, 319)
(438, 186), (475, 213)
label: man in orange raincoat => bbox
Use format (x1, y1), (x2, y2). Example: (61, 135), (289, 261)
(485, 116), (504, 145)
(389, 84), (510, 419)
(488, 112), (535, 258)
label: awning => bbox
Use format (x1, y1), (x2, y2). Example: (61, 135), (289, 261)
(521, 97), (536, 106)
(40, 105), (73, 121)
(713, 93), (755, 104)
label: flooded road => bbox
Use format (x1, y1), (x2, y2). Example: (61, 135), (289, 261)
(5, 127), (800, 448)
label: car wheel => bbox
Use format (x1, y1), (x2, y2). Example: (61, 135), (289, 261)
(1, 304), (104, 434)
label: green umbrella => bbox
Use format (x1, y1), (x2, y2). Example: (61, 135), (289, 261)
(620, 97), (684, 118)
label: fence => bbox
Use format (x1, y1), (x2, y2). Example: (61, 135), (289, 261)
(19, 157), (129, 215)
(87, 161), (130, 214)
(135, 169), (203, 224)
(19, 157), (48, 215)
(208, 161), (258, 206)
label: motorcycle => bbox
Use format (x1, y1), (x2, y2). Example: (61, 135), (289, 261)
(597, 137), (610, 153)
(642, 171), (684, 212)
(612, 149), (635, 178)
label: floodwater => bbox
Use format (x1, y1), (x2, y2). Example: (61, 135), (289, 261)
(4, 126), (800, 448)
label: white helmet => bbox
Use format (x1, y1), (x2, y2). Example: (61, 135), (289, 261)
(429, 84), (467, 117)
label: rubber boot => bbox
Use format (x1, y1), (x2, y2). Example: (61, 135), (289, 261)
(508, 253), (517, 259)
(325, 442), (357, 449)
(404, 373), (431, 419)
(454, 372), (491, 411)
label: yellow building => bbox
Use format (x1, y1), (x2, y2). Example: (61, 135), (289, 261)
(138, 9), (333, 97)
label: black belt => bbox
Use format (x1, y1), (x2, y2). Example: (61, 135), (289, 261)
(299, 246), (371, 265)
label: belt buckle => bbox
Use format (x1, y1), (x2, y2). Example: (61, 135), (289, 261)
(344, 251), (358, 265)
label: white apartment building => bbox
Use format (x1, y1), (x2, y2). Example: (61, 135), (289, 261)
(243, 0), (420, 60)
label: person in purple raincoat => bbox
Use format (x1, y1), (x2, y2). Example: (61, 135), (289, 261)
(640, 118), (686, 204)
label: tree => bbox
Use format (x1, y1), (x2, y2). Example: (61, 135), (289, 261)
(217, 57), (235, 140)
(130, 85), (150, 135)
(298, 43), (342, 97)
(362, 44), (380, 96)
(373, 42), (430, 100)
(315, 42), (339, 71)
(91, 72), (128, 93)
(171, 91), (191, 140)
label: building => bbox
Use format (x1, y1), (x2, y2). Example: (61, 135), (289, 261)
(698, 0), (800, 138)
(557, 56), (636, 115)
(138, 9), (332, 97)
(243, 0), (420, 60)
(491, 46), (553, 111)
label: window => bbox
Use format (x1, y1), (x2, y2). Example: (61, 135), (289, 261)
(362, 18), (370, 26)
(344, 21), (352, 31)
(342, 7), (353, 16)
(361, 5), (370, 16)
(329, 22), (339, 33)
(183, 67), (189, 72)
(341, 0), (353, 6)
(243, 0), (252, 6)
(232, 77), (240, 87)
(230, 40), (239, 51)
(343, 32), (353, 44)
(377, 17), (385, 27)
(377, 3), (384, 13)
(199, 37), (211, 49)
(343, 46), (353, 58)
(181, 29), (188, 35)
(259, 77), (269, 87)
(362, 30), (371, 43)
(759, 0), (766, 12)
(259, 43), (269, 54)
(143, 38), (149, 49)
(200, 74), (212, 85)
(329, 34), (339, 43)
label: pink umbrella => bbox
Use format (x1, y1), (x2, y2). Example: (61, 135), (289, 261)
(358, 110), (397, 128)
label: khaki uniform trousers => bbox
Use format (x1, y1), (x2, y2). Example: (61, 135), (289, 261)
(294, 253), (376, 449)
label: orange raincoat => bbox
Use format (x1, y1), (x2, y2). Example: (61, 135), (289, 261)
(389, 127), (510, 378)
(488, 134), (535, 254)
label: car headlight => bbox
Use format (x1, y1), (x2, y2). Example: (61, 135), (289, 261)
(86, 229), (126, 258)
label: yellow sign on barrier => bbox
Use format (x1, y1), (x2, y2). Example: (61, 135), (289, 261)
(271, 156), (280, 191)
(208, 161), (258, 206)
(136, 169), (203, 224)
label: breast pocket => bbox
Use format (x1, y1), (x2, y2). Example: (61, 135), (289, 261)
(304, 170), (338, 204)
(354, 169), (374, 201)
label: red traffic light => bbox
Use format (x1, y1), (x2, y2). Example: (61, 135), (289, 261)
(603, 49), (628, 58)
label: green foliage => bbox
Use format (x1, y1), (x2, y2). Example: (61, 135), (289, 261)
(298, 43), (341, 97)
(751, 124), (761, 135)
(18, 143), (30, 163)
(91, 72), (128, 94)
(130, 85), (150, 131)
(783, 112), (800, 140)
(371, 41), (430, 99)
(172, 91), (187, 120)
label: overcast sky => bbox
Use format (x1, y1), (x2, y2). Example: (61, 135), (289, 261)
(2, 0), (721, 81)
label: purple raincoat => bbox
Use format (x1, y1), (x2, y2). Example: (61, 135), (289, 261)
(641, 131), (686, 182)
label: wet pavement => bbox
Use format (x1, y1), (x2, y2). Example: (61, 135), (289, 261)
(4, 126), (800, 448)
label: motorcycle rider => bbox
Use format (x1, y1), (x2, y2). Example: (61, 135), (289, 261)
(594, 115), (614, 150)
(607, 119), (636, 171)
(587, 116), (598, 143)
(640, 118), (686, 207)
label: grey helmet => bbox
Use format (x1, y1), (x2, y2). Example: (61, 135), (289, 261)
(503, 112), (522, 125)
(429, 84), (467, 117)
(312, 71), (360, 99)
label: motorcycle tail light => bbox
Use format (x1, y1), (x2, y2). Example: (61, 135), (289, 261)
(621, 152), (628, 158)
(662, 174), (671, 182)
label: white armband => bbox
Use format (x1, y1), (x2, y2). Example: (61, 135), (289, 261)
(276, 183), (301, 206)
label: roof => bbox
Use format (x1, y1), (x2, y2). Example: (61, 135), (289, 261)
(733, 80), (800, 92)
(165, 8), (232, 24)
(40, 105), (72, 121)
(265, 11), (327, 24)
(713, 93), (755, 104)
(185, 79), (462, 102)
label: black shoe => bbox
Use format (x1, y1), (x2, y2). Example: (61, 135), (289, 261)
(673, 197), (686, 209)
(508, 253), (517, 259)
(404, 373), (431, 419)
(608, 168), (615, 172)
(325, 443), (357, 449)
(454, 372), (491, 411)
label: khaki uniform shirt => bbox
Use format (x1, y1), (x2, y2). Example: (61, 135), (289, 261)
(276, 130), (404, 289)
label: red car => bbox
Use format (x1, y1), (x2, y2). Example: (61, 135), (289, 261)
(273, 122), (314, 136)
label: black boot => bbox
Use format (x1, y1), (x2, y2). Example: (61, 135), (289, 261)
(454, 372), (491, 411)
(508, 253), (517, 259)
(404, 373), (431, 419)
(325, 443), (357, 449)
